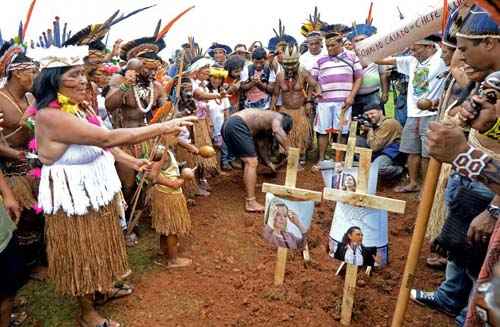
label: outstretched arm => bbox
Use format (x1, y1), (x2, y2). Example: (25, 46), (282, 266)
(375, 57), (397, 66)
(37, 109), (196, 150)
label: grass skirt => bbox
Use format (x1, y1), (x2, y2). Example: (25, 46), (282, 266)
(193, 119), (219, 174)
(6, 175), (36, 210)
(45, 195), (128, 296)
(280, 106), (311, 154)
(426, 163), (451, 241)
(151, 188), (191, 236)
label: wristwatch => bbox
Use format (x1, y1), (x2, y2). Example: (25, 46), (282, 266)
(452, 145), (491, 179)
(487, 204), (500, 220)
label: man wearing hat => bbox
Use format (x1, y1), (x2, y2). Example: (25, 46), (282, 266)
(377, 35), (447, 193)
(311, 25), (363, 169)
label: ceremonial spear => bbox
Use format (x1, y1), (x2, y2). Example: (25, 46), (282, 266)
(126, 6), (196, 236)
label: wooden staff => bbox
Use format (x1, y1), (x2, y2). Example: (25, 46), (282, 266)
(391, 113), (465, 326)
(126, 51), (186, 236)
(391, 158), (441, 327)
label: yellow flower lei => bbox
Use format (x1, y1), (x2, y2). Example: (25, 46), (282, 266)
(57, 93), (81, 116)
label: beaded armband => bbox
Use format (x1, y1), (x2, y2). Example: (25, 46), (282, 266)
(452, 145), (491, 179)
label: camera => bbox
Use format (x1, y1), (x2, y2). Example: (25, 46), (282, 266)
(353, 115), (374, 129)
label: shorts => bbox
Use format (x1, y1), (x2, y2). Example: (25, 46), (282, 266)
(400, 115), (436, 157)
(0, 236), (27, 297)
(314, 102), (351, 135)
(222, 116), (257, 158)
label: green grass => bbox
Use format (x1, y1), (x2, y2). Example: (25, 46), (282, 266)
(19, 225), (160, 326)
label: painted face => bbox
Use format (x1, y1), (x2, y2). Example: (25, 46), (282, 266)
(89, 65), (110, 88)
(214, 49), (226, 63)
(85, 50), (106, 66)
(283, 61), (299, 79)
(349, 229), (363, 245)
(308, 39), (322, 55)
(59, 65), (88, 104)
(273, 206), (288, 232)
(326, 37), (343, 56)
(140, 58), (160, 79)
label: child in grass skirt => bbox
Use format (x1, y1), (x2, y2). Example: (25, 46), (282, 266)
(148, 145), (192, 268)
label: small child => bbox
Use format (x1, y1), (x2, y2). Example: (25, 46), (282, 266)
(148, 145), (192, 268)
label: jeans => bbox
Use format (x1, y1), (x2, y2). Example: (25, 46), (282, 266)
(445, 173), (494, 207)
(373, 154), (403, 180)
(221, 140), (235, 165)
(434, 260), (473, 317)
(433, 174), (494, 324)
(356, 137), (403, 180)
(395, 93), (407, 126)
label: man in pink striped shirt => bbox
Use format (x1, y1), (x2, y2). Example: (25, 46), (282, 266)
(311, 28), (363, 167)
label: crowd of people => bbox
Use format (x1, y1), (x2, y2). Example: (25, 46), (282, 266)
(0, 1), (498, 326)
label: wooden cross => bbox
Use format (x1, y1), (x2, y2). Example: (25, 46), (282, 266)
(262, 147), (322, 286)
(323, 122), (406, 326)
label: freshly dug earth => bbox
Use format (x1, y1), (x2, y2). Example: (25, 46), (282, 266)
(22, 166), (454, 326)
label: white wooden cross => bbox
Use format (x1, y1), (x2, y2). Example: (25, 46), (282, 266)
(323, 121), (406, 325)
(262, 147), (322, 285)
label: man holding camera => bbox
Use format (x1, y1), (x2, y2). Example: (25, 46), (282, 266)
(359, 103), (404, 180)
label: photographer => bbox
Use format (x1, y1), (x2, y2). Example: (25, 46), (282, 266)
(240, 47), (276, 110)
(358, 103), (404, 180)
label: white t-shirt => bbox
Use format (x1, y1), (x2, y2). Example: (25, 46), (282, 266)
(396, 49), (447, 118)
(300, 49), (327, 73)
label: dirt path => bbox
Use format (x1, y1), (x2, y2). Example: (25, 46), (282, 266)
(98, 167), (455, 327)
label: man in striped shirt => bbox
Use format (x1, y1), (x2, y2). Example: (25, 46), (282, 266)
(311, 29), (363, 167)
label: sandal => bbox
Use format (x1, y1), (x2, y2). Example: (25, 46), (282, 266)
(94, 284), (133, 306)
